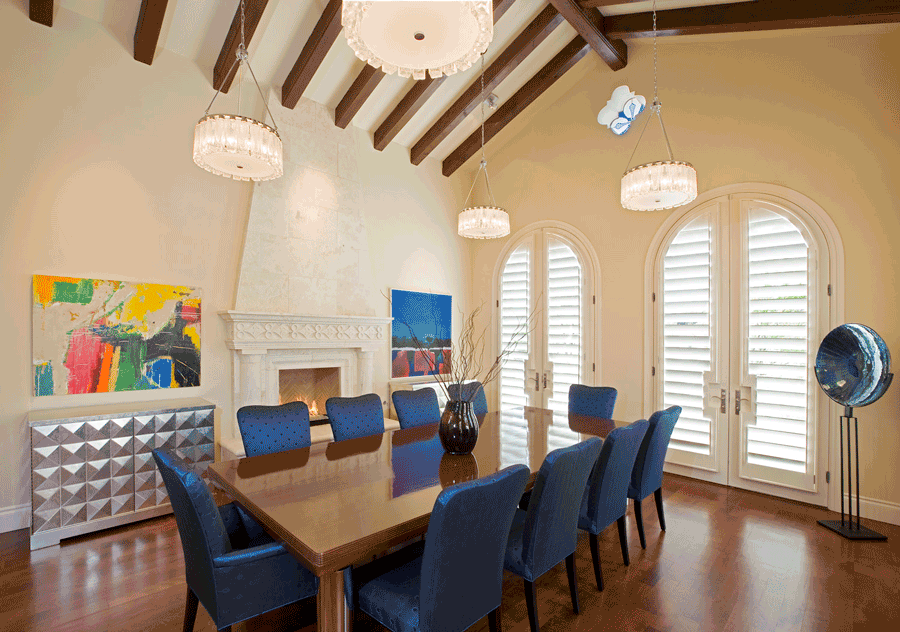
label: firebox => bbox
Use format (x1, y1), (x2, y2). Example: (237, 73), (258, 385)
(279, 367), (340, 423)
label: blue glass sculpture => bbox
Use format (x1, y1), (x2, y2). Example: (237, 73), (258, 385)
(815, 323), (892, 408)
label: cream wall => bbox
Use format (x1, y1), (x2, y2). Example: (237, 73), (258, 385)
(0, 3), (467, 530)
(464, 28), (900, 511)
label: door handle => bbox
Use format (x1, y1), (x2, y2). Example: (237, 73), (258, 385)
(719, 389), (726, 413)
(735, 385), (753, 415)
(533, 371), (540, 392)
(542, 372), (548, 389)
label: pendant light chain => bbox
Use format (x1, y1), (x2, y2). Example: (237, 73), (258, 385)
(463, 54), (497, 208)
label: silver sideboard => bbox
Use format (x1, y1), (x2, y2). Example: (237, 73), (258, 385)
(28, 398), (215, 550)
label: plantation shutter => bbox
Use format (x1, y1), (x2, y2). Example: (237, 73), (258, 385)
(662, 216), (714, 455)
(499, 243), (530, 467)
(744, 209), (811, 474)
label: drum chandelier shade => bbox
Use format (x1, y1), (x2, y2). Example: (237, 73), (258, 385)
(815, 323), (893, 408)
(342, 1), (494, 80)
(192, 0), (283, 182)
(620, 0), (697, 211)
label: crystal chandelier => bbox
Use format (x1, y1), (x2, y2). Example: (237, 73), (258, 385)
(620, 0), (696, 211)
(459, 56), (509, 239)
(342, 1), (493, 80)
(193, 0), (283, 181)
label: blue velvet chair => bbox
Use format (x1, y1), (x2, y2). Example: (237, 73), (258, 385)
(629, 405), (682, 548)
(505, 439), (603, 632)
(236, 401), (311, 457)
(350, 464), (530, 632)
(578, 420), (649, 591)
(568, 384), (617, 418)
(152, 449), (318, 632)
(447, 381), (488, 416)
(326, 393), (385, 442)
(392, 388), (440, 429)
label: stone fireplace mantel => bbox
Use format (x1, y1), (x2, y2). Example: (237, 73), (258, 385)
(220, 311), (392, 457)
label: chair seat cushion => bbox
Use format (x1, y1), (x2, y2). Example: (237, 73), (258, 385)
(357, 542), (426, 632)
(502, 509), (533, 581)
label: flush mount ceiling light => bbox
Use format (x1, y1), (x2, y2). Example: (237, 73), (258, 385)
(342, 1), (493, 80)
(193, 0), (283, 181)
(620, 0), (697, 211)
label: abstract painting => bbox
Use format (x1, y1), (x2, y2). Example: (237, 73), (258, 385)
(391, 289), (451, 378)
(33, 275), (201, 396)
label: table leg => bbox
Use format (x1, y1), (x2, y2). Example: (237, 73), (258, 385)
(317, 568), (350, 632)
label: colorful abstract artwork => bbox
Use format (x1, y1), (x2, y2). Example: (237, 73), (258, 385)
(391, 289), (451, 378)
(33, 275), (201, 396)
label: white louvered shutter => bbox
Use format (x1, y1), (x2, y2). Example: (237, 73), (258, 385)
(499, 243), (530, 467)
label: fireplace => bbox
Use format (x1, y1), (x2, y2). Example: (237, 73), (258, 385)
(279, 367), (340, 421)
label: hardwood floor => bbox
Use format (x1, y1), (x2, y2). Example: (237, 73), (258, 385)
(2, 474), (899, 632)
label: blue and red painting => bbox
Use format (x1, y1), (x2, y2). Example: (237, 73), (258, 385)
(391, 289), (451, 378)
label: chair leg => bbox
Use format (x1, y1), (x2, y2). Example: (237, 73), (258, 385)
(634, 499), (647, 549)
(489, 606), (503, 632)
(183, 588), (199, 632)
(654, 488), (666, 531)
(524, 579), (540, 632)
(565, 553), (580, 614)
(617, 516), (630, 566)
(589, 533), (604, 592)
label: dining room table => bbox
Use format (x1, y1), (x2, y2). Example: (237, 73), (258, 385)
(206, 406), (630, 632)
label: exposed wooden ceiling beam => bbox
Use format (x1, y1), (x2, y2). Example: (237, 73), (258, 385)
(213, 0), (270, 93)
(335, 65), (385, 129)
(548, 0), (626, 70)
(604, 0), (900, 39)
(370, 0), (518, 152)
(579, 0), (756, 6)
(442, 36), (590, 177)
(134, 1), (170, 65)
(282, 0), (342, 109)
(411, 5), (565, 166)
(29, 0), (53, 27)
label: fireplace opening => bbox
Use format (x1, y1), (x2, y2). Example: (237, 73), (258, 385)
(279, 367), (340, 424)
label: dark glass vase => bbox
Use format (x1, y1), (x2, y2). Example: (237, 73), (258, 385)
(439, 400), (479, 455)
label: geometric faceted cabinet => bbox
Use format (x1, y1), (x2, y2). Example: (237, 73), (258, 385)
(29, 398), (214, 549)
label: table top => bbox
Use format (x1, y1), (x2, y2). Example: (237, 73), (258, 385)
(207, 407), (628, 576)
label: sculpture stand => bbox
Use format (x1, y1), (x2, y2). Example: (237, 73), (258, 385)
(818, 406), (887, 541)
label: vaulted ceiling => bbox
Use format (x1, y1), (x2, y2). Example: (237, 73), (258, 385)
(30, 0), (900, 176)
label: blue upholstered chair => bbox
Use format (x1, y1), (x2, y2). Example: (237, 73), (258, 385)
(578, 421), (649, 591)
(447, 381), (488, 416)
(392, 388), (441, 429)
(236, 401), (311, 457)
(568, 384), (617, 418)
(326, 393), (385, 442)
(505, 439), (603, 632)
(350, 464), (530, 632)
(152, 449), (318, 632)
(629, 405), (682, 548)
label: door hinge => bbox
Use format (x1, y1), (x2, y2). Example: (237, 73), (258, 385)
(496, 299), (500, 307)
(592, 363), (596, 372)
(813, 475), (816, 485)
(592, 295), (596, 305)
(827, 284), (832, 296)
(652, 292), (656, 302)
(651, 366), (656, 376)
(826, 471), (830, 484)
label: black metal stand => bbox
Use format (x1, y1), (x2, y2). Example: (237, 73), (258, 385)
(818, 406), (887, 541)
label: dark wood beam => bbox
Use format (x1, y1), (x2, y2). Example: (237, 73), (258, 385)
(213, 0), (270, 93)
(604, 0), (900, 39)
(548, 0), (626, 70)
(134, 1), (169, 65)
(442, 36), (590, 177)
(334, 65), (385, 128)
(282, 0), (342, 109)
(579, 0), (756, 6)
(370, 0), (518, 152)
(29, 0), (53, 27)
(411, 5), (565, 166)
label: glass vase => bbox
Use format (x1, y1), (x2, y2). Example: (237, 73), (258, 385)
(439, 400), (479, 455)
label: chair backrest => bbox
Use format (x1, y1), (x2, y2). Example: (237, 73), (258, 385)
(152, 449), (230, 616)
(582, 421), (649, 531)
(521, 438), (603, 579)
(568, 384), (617, 418)
(392, 388), (440, 429)
(237, 401), (311, 457)
(326, 393), (385, 442)
(630, 406), (682, 499)
(418, 464), (529, 632)
(447, 381), (488, 416)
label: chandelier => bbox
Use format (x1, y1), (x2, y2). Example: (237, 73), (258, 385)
(193, 0), (283, 181)
(459, 56), (509, 239)
(620, 0), (696, 211)
(342, 1), (493, 80)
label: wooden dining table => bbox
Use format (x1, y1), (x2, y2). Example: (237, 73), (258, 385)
(207, 406), (629, 632)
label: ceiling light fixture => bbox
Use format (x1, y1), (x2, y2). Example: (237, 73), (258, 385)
(342, 1), (494, 80)
(620, 0), (697, 211)
(458, 55), (509, 239)
(193, 0), (283, 181)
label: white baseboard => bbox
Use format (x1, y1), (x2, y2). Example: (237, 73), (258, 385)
(0, 504), (30, 534)
(841, 494), (900, 528)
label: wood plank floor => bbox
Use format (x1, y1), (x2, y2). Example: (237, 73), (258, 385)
(2, 474), (899, 632)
